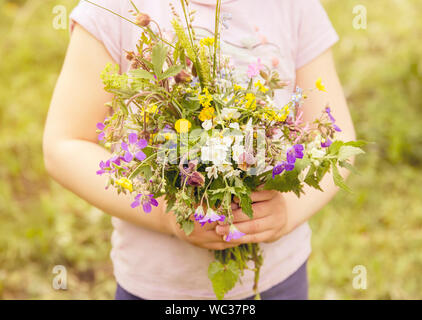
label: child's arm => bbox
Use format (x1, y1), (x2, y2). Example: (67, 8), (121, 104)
(43, 24), (234, 250)
(216, 48), (357, 243)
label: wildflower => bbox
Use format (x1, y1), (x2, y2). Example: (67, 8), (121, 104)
(254, 80), (268, 93)
(96, 122), (106, 141)
(131, 194), (159, 213)
(315, 77), (326, 92)
(116, 177), (133, 192)
(286, 144), (304, 164)
(244, 93), (257, 110)
(272, 161), (295, 178)
(198, 88), (213, 108)
(233, 84), (243, 91)
(194, 206), (205, 220)
(187, 171), (205, 187)
(291, 87), (303, 104)
(325, 107), (342, 132)
(121, 133), (148, 163)
(175, 69), (192, 83)
(198, 106), (215, 121)
(237, 151), (256, 171)
(200, 37), (215, 47)
(197, 208), (225, 227)
(224, 224), (245, 242)
(247, 58), (263, 78)
(221, 108), (241, 121)
(205, 165), (219, 179)
(321, 137), (332, 148)
(202, 119), (213, 131)
(135, 13), (151, 27)
(175, 119), (192, 133)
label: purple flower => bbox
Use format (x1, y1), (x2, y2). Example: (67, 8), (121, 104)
(96, 122), (106, 141)
(121, 133), (148, 163)
(325, 107), (342, 132)
(286, 144), (304, 164)
(131, 194), (159, 213)
(272, 161), (295, 178)
(96, 155), (125, 175)
(225, 224), (245, 242)
(197, 208), (225, 227)
(194, 206), (205, 220)
(321, 138), (332, 148)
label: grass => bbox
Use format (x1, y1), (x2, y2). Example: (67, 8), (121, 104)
(0, 0), (421, 299)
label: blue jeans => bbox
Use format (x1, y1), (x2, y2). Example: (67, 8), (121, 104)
(115, 260), (308, 300)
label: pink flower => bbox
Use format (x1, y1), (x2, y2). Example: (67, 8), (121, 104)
(247, 58), (263, 78)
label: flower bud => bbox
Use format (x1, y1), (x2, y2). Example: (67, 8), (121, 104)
(135, 13), (151, 27)
(175, 69), (192, 83)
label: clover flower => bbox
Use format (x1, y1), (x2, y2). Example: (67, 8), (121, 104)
(121, 133), (148, 163)
(247, 58), (263, 78)
(225, 224), (245, 242)
(131, 194), (159, 213)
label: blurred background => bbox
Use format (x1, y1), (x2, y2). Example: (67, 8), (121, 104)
(0, 0), (421, 299)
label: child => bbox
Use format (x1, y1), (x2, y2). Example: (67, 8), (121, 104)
(43, 0), (356, 300)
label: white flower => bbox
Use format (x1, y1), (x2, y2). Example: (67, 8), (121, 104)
(201, 145), (229, 165)
(205, 165), (219, 179)
(221, 108), (241, 121)
(232, 144), (245, 163)
(224, 169), (241, 179)
(229, 122), (240, 130)
(202, 119), (213, 131)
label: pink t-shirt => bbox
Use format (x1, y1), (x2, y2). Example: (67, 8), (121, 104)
(70, 0), (338, 300)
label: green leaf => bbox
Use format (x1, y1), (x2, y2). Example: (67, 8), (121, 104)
(332, 164), (352, 193)
(128, 69), (155, 81)
(208, 260), (240, 300)
(339, 160), (359, 175)
(181, 220), (194, 236)
(151, 43), (168, 76)
(337, 146), (365, 162)
(264, 170), (303, 197)
(328, 140), (344, 155)
(239, 192), (253, 219)
(159, 65), (183, 81)
(344, 140), (368, 148)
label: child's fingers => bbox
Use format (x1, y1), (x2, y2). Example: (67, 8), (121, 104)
(233, 190), (278, 204)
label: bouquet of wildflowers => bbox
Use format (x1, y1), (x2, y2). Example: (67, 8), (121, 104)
(89, 0), (365, 299)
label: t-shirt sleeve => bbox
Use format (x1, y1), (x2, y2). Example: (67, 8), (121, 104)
(294, 0), (339, 69)
(69, 0), (122, 64)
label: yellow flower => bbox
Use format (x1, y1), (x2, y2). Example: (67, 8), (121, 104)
(233, 84), (243, 91)
(163, 132), (173, 140)
(141, 104), (158, 123)
(175, 119), (192, 133)
(254, 80), (268, 93)
(200, 37), (215, 47)
(198, 106), (215, 121)
(198, 88), (213, 108)
(244, 93), (257, 110)
(315, 77), (326, 92)
(116, 178), (133, 192)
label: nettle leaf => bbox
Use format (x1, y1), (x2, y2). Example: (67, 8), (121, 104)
(337, 145), (365, 162)
(339, 160), (359, 175)
(264, 170), (303, 197)
(332, 163), (352, 193)
(328, 140), (344, 156)
(152, 43), (168, 76)
(239, 193), (253, 219)
(128, 69), (155, 81)
(304, 166), (323, 191)
(345, 140), (368, 148)
(181, 220), (194, 236)
(159, 65), (183, 81)
(208, 260), (240, 300)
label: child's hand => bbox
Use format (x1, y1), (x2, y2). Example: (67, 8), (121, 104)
(168, 208), (240, 250)
(215, 190), (289, 244)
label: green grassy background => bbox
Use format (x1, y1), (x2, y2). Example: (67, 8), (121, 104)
(0, 0), (421, 299)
